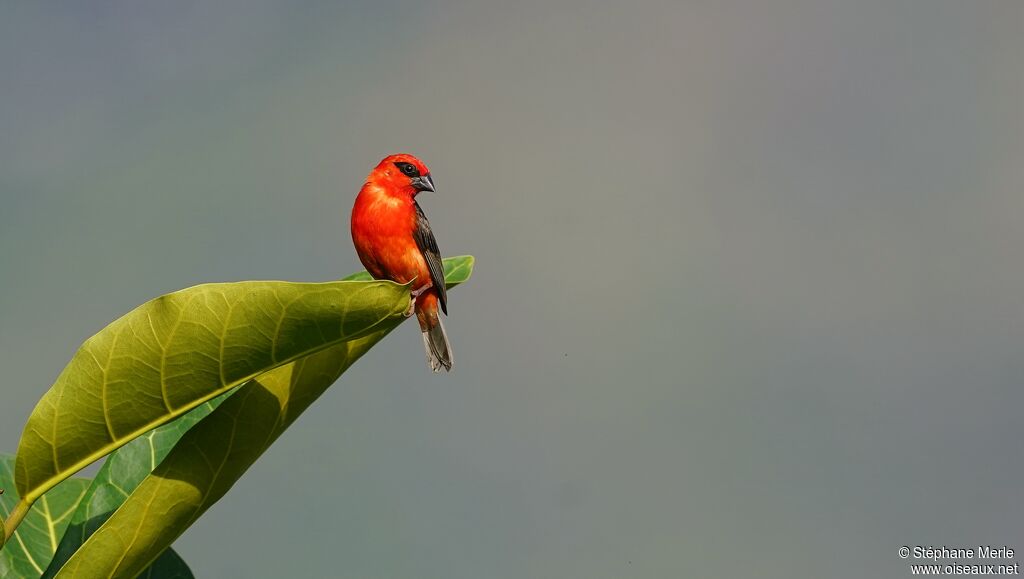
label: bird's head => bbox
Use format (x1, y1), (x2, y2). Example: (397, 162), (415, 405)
(369, 153), (434, 197)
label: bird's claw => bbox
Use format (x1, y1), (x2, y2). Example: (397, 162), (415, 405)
(404, 283), (434, 318)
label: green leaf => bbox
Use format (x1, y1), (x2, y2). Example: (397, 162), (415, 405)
(51, 256), (474, 579)
(11, 277), (411, 530)
(0, 455), (89, 578)
(41, 392), (233, 579)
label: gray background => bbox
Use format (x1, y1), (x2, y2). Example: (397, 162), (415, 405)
(1, 1), (1022, 577)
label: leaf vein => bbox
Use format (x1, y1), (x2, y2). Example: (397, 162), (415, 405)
(159, 293), (200, 413)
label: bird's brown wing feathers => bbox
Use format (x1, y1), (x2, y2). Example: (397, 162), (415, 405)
(413, 201), (448, 315)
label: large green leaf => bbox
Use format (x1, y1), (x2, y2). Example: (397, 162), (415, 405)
(41, 392), (234, 579)
(0, 455), (89, 578)
(51, 256), (474, 579)
(7, 278), (410, 539)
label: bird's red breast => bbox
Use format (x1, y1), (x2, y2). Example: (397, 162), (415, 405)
(351, 180), (431, 288)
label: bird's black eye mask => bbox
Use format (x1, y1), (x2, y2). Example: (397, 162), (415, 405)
(394, 162), (419, 177)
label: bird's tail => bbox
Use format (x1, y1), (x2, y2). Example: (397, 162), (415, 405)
(416, 292), (453, 372)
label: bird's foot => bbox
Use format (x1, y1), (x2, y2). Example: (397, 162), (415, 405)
(404, 283), (434, 318)
(411, 283), (433, 299)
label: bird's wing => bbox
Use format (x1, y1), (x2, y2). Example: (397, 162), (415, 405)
(413, 201), (448, 315)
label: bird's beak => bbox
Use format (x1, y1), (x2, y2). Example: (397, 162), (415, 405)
(411, 174), (435, 193)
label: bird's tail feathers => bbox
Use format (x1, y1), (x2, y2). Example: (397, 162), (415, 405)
(421, 315), (453, 372)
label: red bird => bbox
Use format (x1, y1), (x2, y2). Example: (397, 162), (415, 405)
(351, 153), (452, 372)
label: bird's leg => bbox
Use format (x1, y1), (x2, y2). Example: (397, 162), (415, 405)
(404, 282), (434, 317)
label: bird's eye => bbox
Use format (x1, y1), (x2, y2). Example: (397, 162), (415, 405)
(393, 161), (419, 177)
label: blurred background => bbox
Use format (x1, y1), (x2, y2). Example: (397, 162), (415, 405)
(1, 1), (1022, 577)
